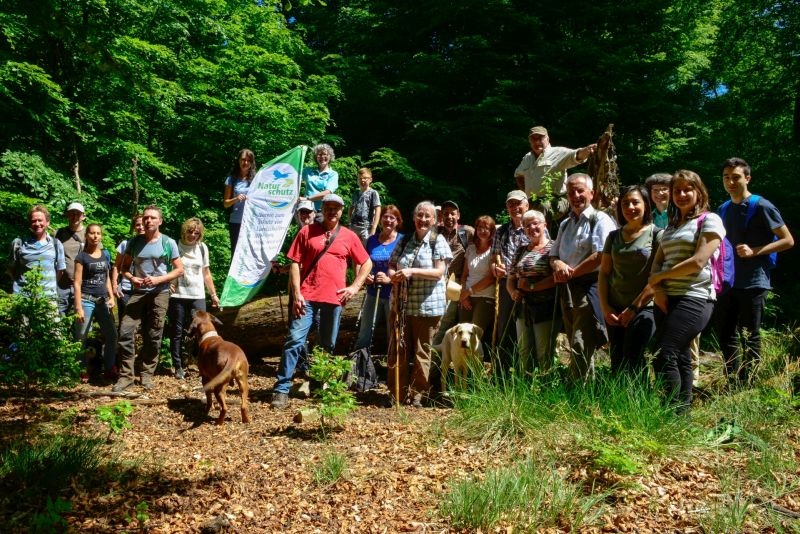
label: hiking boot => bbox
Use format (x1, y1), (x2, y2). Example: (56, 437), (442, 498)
(112, 379), (133, 393)
(141, 377), (156, 390)
(271, 392), (289, 409)
(175, 368), (185, 380)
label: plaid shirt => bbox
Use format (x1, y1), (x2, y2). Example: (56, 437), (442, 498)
(390, 230), (452, 317)
(491, 222), (529, 273)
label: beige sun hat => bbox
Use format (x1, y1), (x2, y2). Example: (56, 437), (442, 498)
(445, 273), (462, 302)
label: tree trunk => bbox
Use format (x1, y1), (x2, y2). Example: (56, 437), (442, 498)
(131, 157), (139, 215)
(71, 138), (81, 195)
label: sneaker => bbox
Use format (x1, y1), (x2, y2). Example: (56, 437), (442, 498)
(80, 372), (89, 384)
(112, 379), (133, 393)
(271, 392), (289, 409)
(175, 368), (185, 380)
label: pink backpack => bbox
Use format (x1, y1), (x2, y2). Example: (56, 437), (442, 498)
(697, 212), (733, 295)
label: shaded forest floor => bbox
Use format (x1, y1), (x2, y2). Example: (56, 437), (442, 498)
(1, 353), (799, 533)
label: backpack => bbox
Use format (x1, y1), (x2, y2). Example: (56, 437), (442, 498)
(128, 234), (173, 272)
(697, 213), (733, 295)
(11, 234), (62, 278)
(718, 194), (777, 269)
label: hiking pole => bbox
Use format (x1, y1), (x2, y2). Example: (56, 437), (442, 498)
(491, 255), (503, 349)
(368, 284), (382, 350)
(548, 283), (562, 369)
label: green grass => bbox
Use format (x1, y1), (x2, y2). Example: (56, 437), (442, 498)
(440, 329), (800, 530)
(439, 456), (609, 531)
(311, 450), (348, 487)
(0, 432), (110, 496)
(446, 368), (698, 467)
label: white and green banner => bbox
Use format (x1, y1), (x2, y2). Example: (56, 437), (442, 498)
(219, 145), (307, 307)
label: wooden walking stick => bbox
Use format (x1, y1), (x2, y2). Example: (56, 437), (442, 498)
(391, 280), (406, 408)
(491, 255), (503, 349)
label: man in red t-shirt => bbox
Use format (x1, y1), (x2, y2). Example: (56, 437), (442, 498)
(271, 194), (372, 409)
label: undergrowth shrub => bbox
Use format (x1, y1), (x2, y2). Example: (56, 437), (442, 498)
(0, 267), (82, 407)
(439, 456), (609, 531)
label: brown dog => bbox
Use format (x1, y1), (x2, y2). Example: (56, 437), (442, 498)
(188, 311), (251, 424)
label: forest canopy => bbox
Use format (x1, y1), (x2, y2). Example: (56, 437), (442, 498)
(1, 0), (798, 313)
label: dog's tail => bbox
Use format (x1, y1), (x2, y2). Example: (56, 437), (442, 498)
(203, 357), (239, 393)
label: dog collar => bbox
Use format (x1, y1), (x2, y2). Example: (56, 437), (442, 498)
(200, 331), (220, 343)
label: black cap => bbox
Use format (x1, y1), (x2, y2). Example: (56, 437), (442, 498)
(441, 200), (459, 211)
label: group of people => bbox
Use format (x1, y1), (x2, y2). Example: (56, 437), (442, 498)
(8, 130), (794, 416)
(270, 129), (794, 415)
(8, 203), (219, 391)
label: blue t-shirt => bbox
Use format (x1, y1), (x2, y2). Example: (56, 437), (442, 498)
(720, 196), (785, 290)
(365, 232), (403, 298)
(302, 167), (339, 210)
(10, 234), (66, 298)
(225, 175), (252, 224)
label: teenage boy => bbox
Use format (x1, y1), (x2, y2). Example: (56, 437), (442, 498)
(348, 167), (381, 245)
(716, 157), (794, 384)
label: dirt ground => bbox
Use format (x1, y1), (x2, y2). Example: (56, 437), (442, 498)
(1, 355), (798, 533)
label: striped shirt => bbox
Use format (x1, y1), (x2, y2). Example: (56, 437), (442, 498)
(659, 213), (725, 300)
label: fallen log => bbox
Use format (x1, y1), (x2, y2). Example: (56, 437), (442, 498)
(214, 290), (388, 359)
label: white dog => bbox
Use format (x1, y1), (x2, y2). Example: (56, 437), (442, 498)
(438, 323), (484, 390)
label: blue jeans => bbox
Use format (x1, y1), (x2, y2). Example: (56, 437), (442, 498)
(75, 296), (118, 372)
(274, 301), (342, 394)
(57, 285), (75, 316)
(354, 292), (390, 350)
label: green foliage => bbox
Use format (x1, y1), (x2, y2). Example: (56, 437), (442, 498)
(0, 432), (107, 497)
(446, 365), (696, 455)
(124, 501), (150, 528)
(311, 449), (348, 487)
(95, 401), (134, 439)
(307, 346), (357, 434)
(0, 267), (82, 400)
(439, 457), (609, 531)
(29, 496), (72, 534)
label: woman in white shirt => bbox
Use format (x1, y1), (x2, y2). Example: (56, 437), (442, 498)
(458, 215), (496, 347)
(169, 218), (219, 379)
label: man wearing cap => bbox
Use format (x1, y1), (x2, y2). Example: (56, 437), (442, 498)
(272, 193), (372, 409)
(549, 174), (616, 382)
(55, 202), (87, 315)
(295, 199), (316, 227)
(514, 126), (598, 228)
(491, 191), (530, 366)
(432, 200), (474, 346)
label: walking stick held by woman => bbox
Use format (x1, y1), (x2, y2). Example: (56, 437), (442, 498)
(392, 279), (407, 408)
(491, 254), (503, 349)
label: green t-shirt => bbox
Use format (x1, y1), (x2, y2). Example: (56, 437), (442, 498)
(602, 225), (661, 310)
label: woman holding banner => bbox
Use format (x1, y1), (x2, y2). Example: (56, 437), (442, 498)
(301, 144), (339, 212)
(223, 148), (256, 252)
